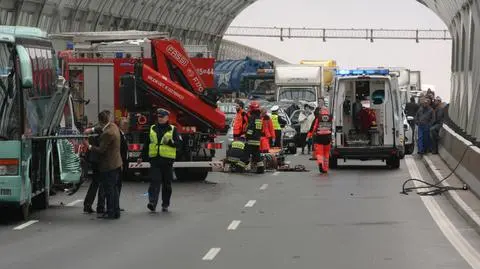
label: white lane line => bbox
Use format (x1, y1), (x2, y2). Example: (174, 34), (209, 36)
(66, 199), (83, 207)
(245, 200), (256, 207)
(13, 220), (39, 230)
(227, 220), (241, 230)
(272, 171), (280, 176)
(202, 248), (221, 260)
(405, 157), (480, 268)
(425, 156), (480, 227)
(259, 184), (268, 190)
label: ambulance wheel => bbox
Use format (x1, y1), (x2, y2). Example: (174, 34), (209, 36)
(387, 157), (400, 169)
(405, 144), (414, 155)
(175, 168), (209, 181)
(329, 157), (338, 169)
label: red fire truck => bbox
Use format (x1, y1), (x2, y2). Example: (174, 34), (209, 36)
(58, 35), (224, 181)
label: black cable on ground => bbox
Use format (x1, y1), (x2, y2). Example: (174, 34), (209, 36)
(400, 144), (473, 196)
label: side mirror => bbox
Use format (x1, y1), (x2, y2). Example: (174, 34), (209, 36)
(15, 45), (33, 89)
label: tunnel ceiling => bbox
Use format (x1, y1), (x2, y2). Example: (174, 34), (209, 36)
(0, 0), (257, 48)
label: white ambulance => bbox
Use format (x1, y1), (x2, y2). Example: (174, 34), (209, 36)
(330, 69), (404, 169)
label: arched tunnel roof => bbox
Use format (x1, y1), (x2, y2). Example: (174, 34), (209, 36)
(0, 0), (258, 51)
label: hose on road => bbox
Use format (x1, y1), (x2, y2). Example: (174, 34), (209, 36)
(400, 144), (473, 196)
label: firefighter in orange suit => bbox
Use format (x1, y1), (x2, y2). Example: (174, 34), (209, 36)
(308, 106), (333, 174)
(233, 101), (248, 140)
(260, 108), (275, 153)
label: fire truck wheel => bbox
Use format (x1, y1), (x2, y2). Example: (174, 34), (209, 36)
(175, 168), (209, 181)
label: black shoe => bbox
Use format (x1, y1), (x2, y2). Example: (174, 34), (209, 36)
(147, 203), (156, 212)
(161, 207), (169, 212)
(83, 207), (95, 214)
(120, 208), (125, 212)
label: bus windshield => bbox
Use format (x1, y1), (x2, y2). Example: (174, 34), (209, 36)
(278, 87), (316, 102)
(0, 42), (20, 140)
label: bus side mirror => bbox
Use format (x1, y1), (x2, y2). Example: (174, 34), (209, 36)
(15, 45), (33, 89)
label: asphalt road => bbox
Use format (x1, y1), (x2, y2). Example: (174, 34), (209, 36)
(1, 152), (480, 269)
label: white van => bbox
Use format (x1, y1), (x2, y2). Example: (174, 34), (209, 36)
(330, 69), (404, 168)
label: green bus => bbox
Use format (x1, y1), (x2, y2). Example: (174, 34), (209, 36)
(0, 26), (82, 220)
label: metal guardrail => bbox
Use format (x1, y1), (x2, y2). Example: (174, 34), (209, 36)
(225, 26), (452, 42)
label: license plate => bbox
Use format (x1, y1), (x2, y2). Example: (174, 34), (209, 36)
(128, 152), (141, 158)
(129, 162), (150, 169)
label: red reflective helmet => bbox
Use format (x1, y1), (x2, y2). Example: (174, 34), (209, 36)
(249, 101), (260, 111)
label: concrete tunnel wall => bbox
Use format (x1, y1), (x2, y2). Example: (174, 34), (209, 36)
(421, 0), (480, 197)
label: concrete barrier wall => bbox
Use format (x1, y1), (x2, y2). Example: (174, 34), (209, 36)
(439, 125), (480, 198)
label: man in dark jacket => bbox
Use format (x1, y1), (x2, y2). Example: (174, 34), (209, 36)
(118, 118), (129, 196)
(415, 98), (434, 154)
(430, 96), (445, 154)
(405, 96), (420, 118)
(83, 124), (105, 214)
(138, 108), (181, 212)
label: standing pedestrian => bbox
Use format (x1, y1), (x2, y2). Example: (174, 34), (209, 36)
(138, 108), (180, 212)
(430, 96), (445, 154)
(308, 106), (333, 174)
(245, 101), (265, 174)
(118, 117), (129, 211)
(270, 105), (287, 148)
(82, 124), (105, 214)
(415, 98), (434, 155)
(232, 100), (248, 140)
(85, 110), (122, 219)
(299, 104), (315, 154)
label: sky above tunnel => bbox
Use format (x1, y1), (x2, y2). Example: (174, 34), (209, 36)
(226, 0), (452, 101)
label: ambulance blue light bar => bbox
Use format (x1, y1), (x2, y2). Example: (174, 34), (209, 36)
(336, 69), (390, 76)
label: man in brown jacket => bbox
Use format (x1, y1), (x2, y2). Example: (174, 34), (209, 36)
(85, 110), (122, 219)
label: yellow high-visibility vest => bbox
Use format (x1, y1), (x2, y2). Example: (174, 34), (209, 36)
(148, 125), (176, 159)
(271, 114), (281, 130)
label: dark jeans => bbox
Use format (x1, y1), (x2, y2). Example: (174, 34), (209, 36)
(299, 133), (308, 151)
(84, 169), (105, 212)
(274, 130), (282, 147)
(102, 168), (120, 218)
(418, 124), (431, 154)
(148, 162), (173, 209)
(430, 123), (442, 153)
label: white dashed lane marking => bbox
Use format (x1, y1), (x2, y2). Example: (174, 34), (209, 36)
(245, 200), (256, 207)
(13, 220), (39, 230)
(259, 184), (268, 190)
(202, 248), (221, 260)
(227, 220), (241, 230)
(66, 199), (83, 207)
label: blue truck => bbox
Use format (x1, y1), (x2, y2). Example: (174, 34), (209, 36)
(215, 57), (276, 99)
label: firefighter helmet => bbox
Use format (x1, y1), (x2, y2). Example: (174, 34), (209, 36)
(249, 101), (260, 111)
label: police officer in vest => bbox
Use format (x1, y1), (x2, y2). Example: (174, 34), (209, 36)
(270, 105), (287, 148)
(245, 101), (265, 174)
(138, 108), (180, 212)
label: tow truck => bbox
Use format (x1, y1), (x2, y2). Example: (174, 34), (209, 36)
(58, 32), (225, 181)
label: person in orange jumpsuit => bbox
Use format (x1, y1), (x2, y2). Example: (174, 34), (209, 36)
(259, 108), (275, 153)
(232, 101), (248, 140)
(308, 106), (333, 174)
